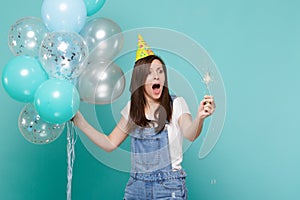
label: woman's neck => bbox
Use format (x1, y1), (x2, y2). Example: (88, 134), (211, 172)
(145, 100), (160, 117)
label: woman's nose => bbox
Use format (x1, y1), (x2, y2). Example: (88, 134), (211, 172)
(153, 72), (159, 80)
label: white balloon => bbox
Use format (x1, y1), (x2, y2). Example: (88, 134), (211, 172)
(78, 61), (125, 104)
(80, 17), (124, 61)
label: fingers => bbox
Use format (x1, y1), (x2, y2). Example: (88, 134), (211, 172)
(204, 103), (213, 113)
(204, 95), (214, 103)
(201, 95), (216, 115)
(204, 95), (215, 105)
(71, 111), (83, 126)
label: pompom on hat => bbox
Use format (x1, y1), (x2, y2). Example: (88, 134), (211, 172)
(135, 34), (155, 61)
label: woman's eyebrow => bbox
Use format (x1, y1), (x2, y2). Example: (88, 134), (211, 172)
(150, 66), (162, 70)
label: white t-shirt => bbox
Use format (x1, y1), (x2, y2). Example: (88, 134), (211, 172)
(121, 96), (191, 171)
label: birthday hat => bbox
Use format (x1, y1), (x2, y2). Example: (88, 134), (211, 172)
(135, 34), (155, 61)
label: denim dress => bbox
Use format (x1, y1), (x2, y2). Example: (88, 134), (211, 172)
(123, 123), (188, 200)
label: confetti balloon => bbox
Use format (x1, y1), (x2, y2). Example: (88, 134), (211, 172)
(78, 60), (125, 104)
(80, 17), (123, 62)
(8, 17), (48, 57)
(39, 32), (89, 80)
(18, 103), (65, 144)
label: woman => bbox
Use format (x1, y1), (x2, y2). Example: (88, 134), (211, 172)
(73, 35), (215, 199)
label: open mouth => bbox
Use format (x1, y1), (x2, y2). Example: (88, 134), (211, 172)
(152, 84), (161, 90)
(151, 84), (161, 95)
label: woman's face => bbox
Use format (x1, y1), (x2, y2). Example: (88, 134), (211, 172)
(144, 59), (166, 102)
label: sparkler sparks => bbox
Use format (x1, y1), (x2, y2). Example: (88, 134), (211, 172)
(202, 71), (212, 85)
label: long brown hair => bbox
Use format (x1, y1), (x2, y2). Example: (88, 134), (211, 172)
(128, 55), (172, 132)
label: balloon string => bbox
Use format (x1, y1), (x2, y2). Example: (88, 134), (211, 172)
(66, 121), (77, 200)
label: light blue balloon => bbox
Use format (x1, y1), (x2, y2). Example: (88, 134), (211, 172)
(84, 0), (106, 16)
(2, 56), (48, 102)
(41, 0), (87, 33)
(34, 79), (80, 124)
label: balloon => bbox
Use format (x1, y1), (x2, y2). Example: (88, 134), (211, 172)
(84, 0), (106, 16)
(41, 0), (87, 32)
(18, 103), (65, 144)
(78, 61), (125, 104)
(39, 32), (89, 80)
(8, 17), (48, 57)
(34, 79), (80, 124)
(80, 18), (123, 61)
(2, 56), (48, 102)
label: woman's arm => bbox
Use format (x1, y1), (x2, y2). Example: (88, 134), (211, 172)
(179, 95), (215, 141)
(72, 111), (128, 152)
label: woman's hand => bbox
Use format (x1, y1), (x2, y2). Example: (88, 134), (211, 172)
(72, 111), (86, 128)
(198, 95), (216, 119)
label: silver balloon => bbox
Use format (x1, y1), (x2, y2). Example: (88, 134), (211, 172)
(78, 61), (125, 104)
(8, 17), (48, 57)
(39, 32), (89, 80)
(80, 17), (124, 62)
(18, 103), (65, 144)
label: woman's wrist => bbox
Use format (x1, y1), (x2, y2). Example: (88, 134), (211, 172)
(73, 113), (88, 130)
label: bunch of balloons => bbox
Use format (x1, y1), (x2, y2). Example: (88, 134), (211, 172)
(2, 0), (125, 144)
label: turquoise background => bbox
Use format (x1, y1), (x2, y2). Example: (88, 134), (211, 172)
(1, 0), (300, 199)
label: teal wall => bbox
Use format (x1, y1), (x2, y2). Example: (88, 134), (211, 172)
(1, 0), (300, 199)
